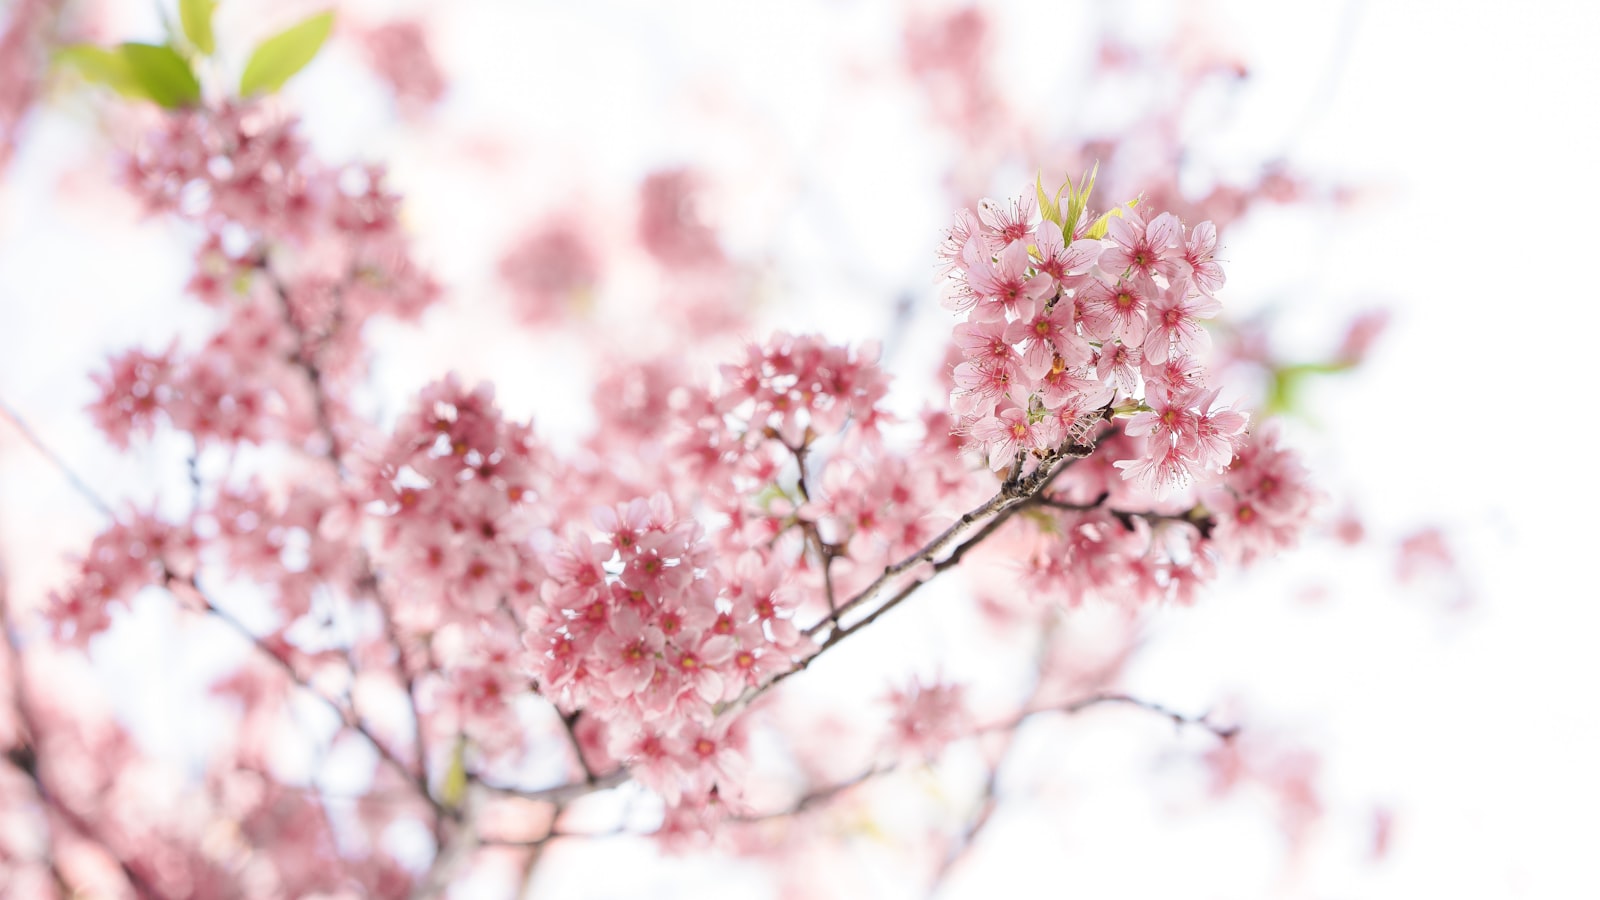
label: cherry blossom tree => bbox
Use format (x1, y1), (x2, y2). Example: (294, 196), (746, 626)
(0, 2), (1431, 898)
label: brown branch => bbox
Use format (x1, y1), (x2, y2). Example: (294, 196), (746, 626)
(355, 554), (435, 797)
(1044, 691), (1238, 740)
(559, 710), (600, 786)
(727, 439), (1096, 715)
(806, 431), (1102, 638)
(782, 440), (845, 628)
(1034, 492), (1216, 540)
(158, 565), (451, 823)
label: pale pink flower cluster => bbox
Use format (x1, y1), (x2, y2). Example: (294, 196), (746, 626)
(0, 0), (56, 169)
(498, 221), (600, 323)
(90, 103), (437, 452)
(124, 101), (315, 236)
(209, 480), (358, 623)
(516, 334), (920, 809)
(46, 512), (193, 646)
(674, 332), (911, 580)
(123, 102), (436, 322)
(526, 496), (801, 806)
(359, 377), (560, 761)
(1206, 422), (1316, 564)
(1007, 408), (1318, 611)
(368, 376), (550, 630)
(361, 20), (447, 112)
(712, 332), (892, 451)
(884, 676), (969, 759)
(87, 307), (297, 448)
(941, 187), (1244, 497)
(637, 168), (724, 269)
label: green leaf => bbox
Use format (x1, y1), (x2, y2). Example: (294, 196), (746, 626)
(1062, 162), (1098, 240)
(239, 10), (334, 97)
(1036, 172), (1063, 227)
(1084, 208), (1117, 240)
(179, 0), (217, 56)
(119, 43), (202, 107)
(1266, 366), (1300, 416)
(1085, 198), (1138, 241)
(55, 44), (146, 98)
(439, 736), (469, 810)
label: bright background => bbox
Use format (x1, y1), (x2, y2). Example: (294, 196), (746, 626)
(3, 0), (1599, 897)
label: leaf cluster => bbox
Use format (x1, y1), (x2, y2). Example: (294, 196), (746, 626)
(54, 1), (334, 108)
(1036, 164), (1139, 242)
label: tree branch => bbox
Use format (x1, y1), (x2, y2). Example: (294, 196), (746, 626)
(732, 687), (1235, 829)
(0, 396), (114, 517)
(1, 573), (163, 897)
(159, 565), (450, 822)
(727, 438), (1097, 715)
(1034, 492), (1216, 540)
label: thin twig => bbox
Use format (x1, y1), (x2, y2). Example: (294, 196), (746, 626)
(1045, 691), (1238, 740)
(559, 710), (600, 785)
(805, 434), (1100, 638)
(475, 767), (630, 805)
(731, 687), (1234, 830)
(1034, 492), (1217, 540)
(729, 443), (1092, 714)
(159, 565), (451, 822)
(0, 396), (114, 517)
(255, 255), (348, 474)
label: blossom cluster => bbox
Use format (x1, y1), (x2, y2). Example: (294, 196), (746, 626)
(528, 498), (800, 804)
(516, 334), (913, 805)
(46, 510), (192, 646)
(89, 102), (437, 451)
(936, 184), (1318, 610)
(941, 184), (1244, 497)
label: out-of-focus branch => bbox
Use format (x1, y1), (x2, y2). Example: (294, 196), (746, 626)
(159, 565), (451, 823)
(1, 571), (160, 897)
(487, 817), (635, 851)
(475, 768), (630, 805)
(255, 255), (348, 473)
(729, 686), (1234, 832)
(1043, 691), (1238, 740)
(928, 617), (1059, 896)
(0, 396), (114, 517)
(257, 253), (446, 827)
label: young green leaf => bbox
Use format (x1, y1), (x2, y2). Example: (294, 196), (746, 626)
(55, 45), (147, 99)
(179, 0), (217, 56)
(439, 736), (469, 811)
(119, 43), (202, 108)
(1062, 162), (1098, 240)
(1036, 172), (1064, 227)
(1084, 209), (1116, 240)
(1085, 198), (1138, 240)
(239, 11), (334, 97)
